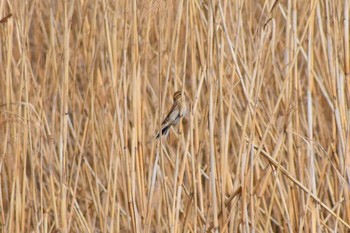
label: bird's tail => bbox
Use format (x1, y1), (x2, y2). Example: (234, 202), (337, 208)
(155, 125), (170, 139)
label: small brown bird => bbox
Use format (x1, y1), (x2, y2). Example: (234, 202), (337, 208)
(156, 91), (187, 138)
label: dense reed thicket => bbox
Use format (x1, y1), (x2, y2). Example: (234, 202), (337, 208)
(1, 0), (350, 232)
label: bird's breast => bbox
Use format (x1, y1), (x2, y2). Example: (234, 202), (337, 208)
(180, 102), (187, 116)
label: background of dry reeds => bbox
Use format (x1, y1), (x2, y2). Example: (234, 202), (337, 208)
(1, 0), (350, 232)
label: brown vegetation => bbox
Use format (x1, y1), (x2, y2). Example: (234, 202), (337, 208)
(1, 0), (350, 232)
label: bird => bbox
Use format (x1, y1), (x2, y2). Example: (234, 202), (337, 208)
(156, 91), (187, 139)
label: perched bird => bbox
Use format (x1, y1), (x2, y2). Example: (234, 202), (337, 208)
(156, 91), (187, 139)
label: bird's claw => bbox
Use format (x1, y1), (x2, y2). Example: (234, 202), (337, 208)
(177, 128), (182, 134)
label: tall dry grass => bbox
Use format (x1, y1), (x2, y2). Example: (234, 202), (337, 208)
(0, 0), (350, 232)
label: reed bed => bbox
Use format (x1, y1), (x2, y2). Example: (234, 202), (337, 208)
(1, 0), (350, 232)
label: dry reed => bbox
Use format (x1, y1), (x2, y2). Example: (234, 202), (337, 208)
(1, 0), (350, 232)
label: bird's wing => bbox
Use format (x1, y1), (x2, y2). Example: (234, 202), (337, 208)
(161, 103), (180, 126)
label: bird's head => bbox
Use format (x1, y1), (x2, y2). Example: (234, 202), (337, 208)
(173, 91), (183, 102)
